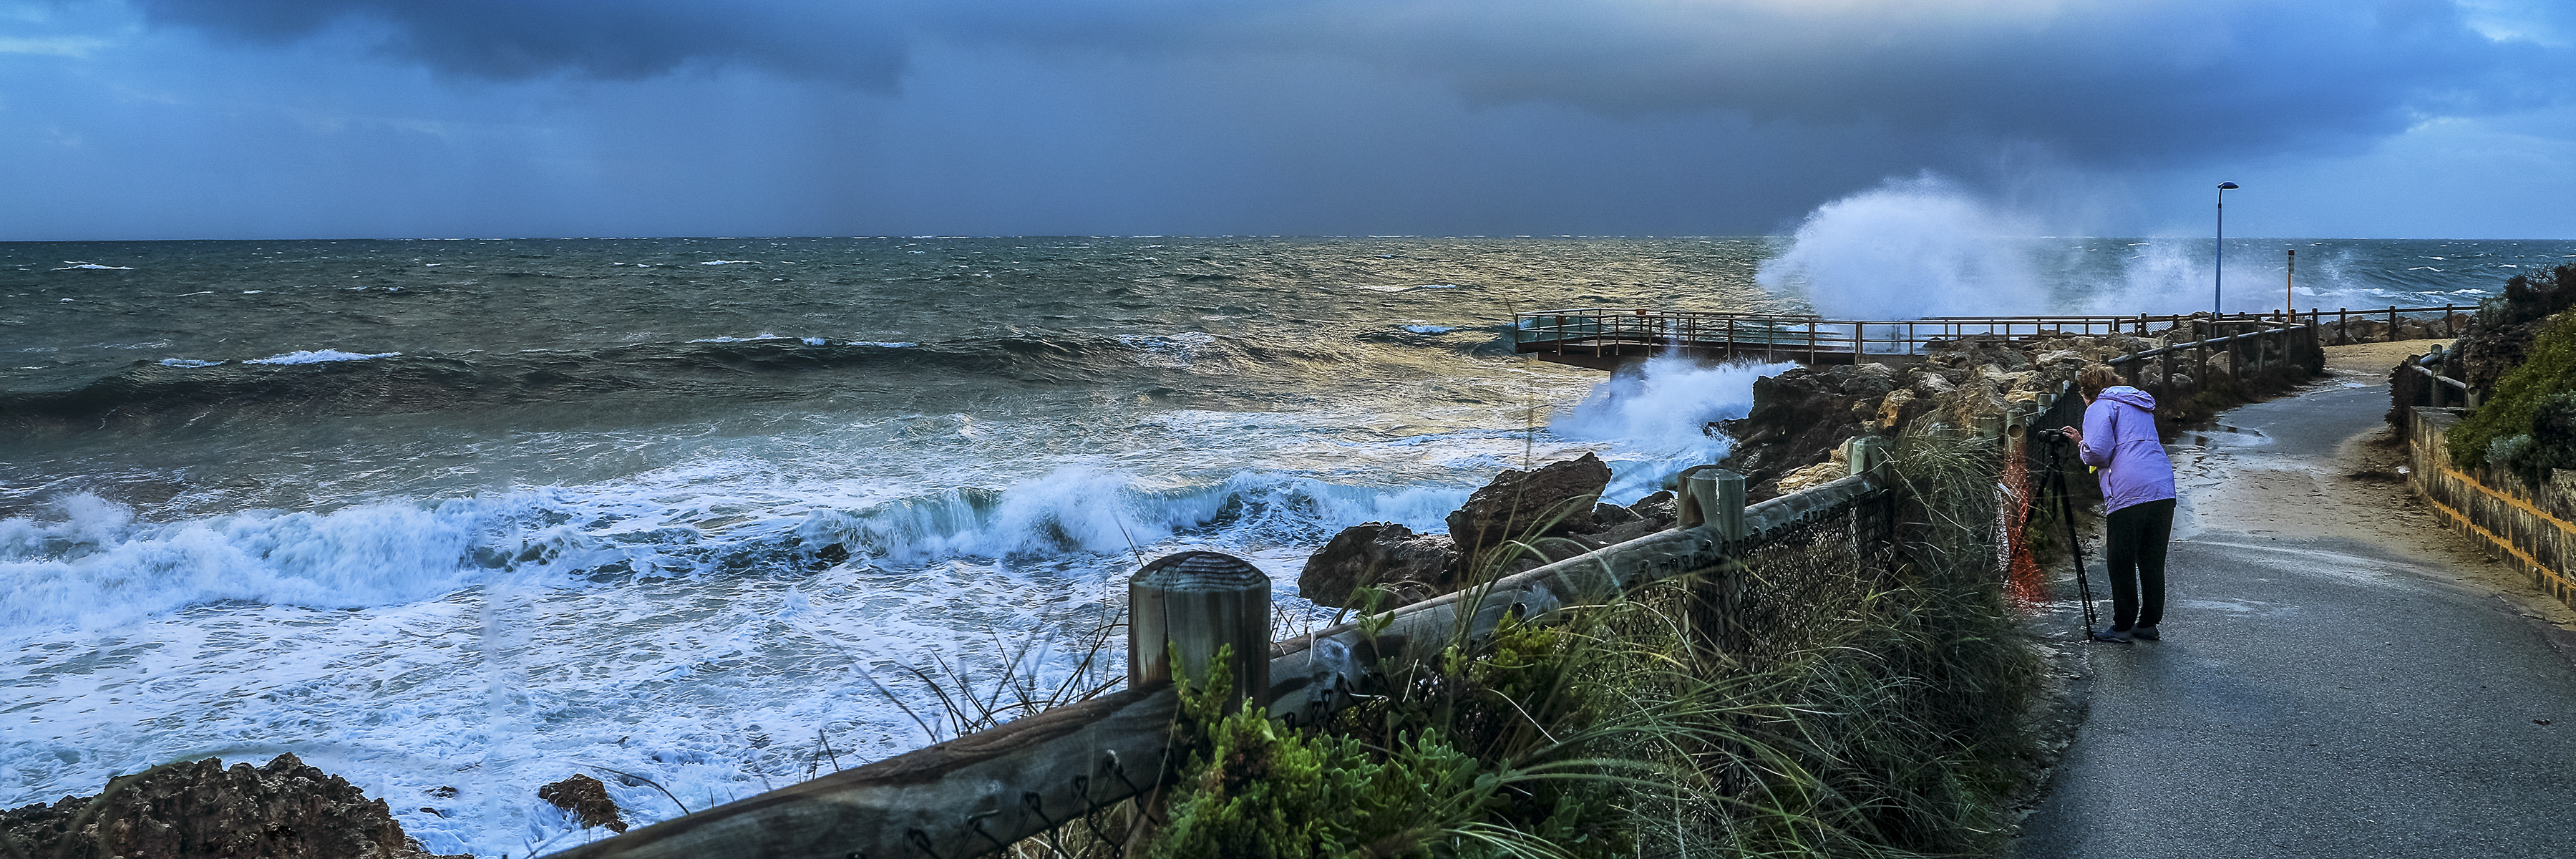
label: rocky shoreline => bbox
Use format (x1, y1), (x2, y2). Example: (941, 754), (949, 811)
(6, 317), (2370, 857)
(1296, 320), (2310, 611)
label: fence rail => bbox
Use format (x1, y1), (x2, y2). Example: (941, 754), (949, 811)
(1512, 304), (2479, 369)
(548, 444), (1897, 859)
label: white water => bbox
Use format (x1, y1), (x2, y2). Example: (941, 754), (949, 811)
(1756, 174), (2051, 319)
(1, 360), (1780, 856)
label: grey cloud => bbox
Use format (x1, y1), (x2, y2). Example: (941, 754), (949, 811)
(122, 0), (2576, 167)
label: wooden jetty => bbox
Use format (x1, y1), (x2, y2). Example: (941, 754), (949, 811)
(1511, 306), (2477, 370)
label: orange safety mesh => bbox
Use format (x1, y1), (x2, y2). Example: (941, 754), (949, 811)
(2001, 436), (2050, 606)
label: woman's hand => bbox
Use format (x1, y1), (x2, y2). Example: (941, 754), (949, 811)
(2058, 425), (2083, 445)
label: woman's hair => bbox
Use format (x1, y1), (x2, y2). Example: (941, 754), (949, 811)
(2078, 364), (2123, 399)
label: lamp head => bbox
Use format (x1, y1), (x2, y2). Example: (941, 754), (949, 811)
(2217, 182), (2240, 190)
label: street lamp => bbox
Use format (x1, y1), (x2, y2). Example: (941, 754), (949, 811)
(2215, 182), (2240, 317)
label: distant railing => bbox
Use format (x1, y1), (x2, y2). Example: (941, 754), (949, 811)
(1512, 304), (2482, 368)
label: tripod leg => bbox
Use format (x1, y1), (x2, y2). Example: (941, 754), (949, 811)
(2048, 448), (2099, 634)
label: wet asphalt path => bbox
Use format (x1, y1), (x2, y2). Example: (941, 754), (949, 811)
(2012, 384), (2576, 858)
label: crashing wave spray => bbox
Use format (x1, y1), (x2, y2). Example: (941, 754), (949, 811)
(1757, 173), (2049, 319)
(1550, 357), (1797, 502)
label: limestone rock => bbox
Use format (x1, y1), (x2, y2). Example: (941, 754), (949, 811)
(0, 753), (462, 859)
(1774, 460), (1847, 495)
(1444, 452), (1613, 558)
(538, 774), (628, 833)
(1296, 522), (1459, 609)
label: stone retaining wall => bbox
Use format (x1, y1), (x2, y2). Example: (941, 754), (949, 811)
(2409, 407), (2576, 610)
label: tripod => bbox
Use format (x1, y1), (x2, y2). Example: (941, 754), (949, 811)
(2033, 432), (2099, 637)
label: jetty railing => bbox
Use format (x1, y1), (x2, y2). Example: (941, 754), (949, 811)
(1513, 304), (2479, 368)
(546, 442), (1900, 859)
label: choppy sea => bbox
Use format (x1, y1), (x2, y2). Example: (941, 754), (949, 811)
(6, 236), (2570, 855)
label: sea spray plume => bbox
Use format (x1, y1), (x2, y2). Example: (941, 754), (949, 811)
(1549, 357), (1794, 502)
(1757, 174), (2049, 319)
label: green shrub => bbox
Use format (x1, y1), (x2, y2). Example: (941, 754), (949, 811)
(2449, 311), (2576, 482)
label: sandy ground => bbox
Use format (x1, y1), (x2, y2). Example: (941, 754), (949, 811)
(2178, 341), (2576, 637)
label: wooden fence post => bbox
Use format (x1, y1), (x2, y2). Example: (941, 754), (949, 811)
(1842, 437), (1889, 478)
(1678, 467), (1748, 540)
(1683, 470), (1750, 671)
(1129, 551), (1273, 709)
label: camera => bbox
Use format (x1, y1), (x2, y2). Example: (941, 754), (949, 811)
(2035, 428), (2073, 445)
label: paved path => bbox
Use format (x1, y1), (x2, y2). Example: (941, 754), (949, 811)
(2013, 375), (2576, 858)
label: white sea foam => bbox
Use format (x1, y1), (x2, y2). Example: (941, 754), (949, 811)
(803, 337), (827, 346)
(1118, 331), (1219, 367)
(244, 349), (402, 364)
(52, 262), (133, 271)
(856, 341), (918, 349)
(689, 334), (786, 343)
(0, 494), (495, 636)
(157, 359), (223, 367)
(700, 260), (757, 265)
(1401, 321), (1456, 334)
(1550, 357), (1794, 500)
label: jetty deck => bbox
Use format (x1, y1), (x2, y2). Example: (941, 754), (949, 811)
(1512, 306), (2472, 370)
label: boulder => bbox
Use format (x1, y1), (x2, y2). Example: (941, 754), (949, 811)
(538, 774), (628, 833)
(1716, 367), (1875, 498)
(0, 754), (463, 859)
(1296, 522), (1459, 609)
(1626, 490), (1677, 530)
(1444, 452), (1613, 558)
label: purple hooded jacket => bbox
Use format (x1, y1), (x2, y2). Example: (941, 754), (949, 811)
(2077, 386), (2176, 513)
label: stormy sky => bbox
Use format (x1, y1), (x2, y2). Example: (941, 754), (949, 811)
(6, 0), (2574, 239)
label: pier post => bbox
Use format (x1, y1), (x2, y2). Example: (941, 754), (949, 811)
(1129, 551), (1273, 709)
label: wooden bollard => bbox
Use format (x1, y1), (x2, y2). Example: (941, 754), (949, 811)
(1128, 551), (1273, 709)
(1678, 467), (1746, 540)
(1842, 437), (1888, 478)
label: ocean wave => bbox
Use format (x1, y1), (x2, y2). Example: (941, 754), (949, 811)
(245, 349), (403, 365)
(1551, 356), (1793, 500)
(0, 467), (1469, 641)
(0, 335), (1245, 427)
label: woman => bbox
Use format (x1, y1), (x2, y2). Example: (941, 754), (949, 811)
(2058, 364), (2177, 643)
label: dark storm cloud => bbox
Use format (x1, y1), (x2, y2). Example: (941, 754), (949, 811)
(130, 0), (915, 84)
(102, 1), (2576, 176)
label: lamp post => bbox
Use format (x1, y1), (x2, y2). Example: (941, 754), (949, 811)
(2215, 182), (2239, 317)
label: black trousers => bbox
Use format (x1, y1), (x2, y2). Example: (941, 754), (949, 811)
(2104, 498), (2175, 631)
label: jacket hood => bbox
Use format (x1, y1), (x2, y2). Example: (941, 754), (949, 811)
(2096, 386), (2157, 412)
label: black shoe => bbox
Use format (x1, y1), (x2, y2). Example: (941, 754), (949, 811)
(2132, 625), (2160, 641)
(2092, 628), (2132, 644)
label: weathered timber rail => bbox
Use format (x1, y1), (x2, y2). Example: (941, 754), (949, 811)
(546, 443), (1898, 859)
(1513, 304), (2479, 370)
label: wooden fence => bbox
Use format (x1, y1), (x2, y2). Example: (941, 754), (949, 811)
(548, 442), (1900, 859)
